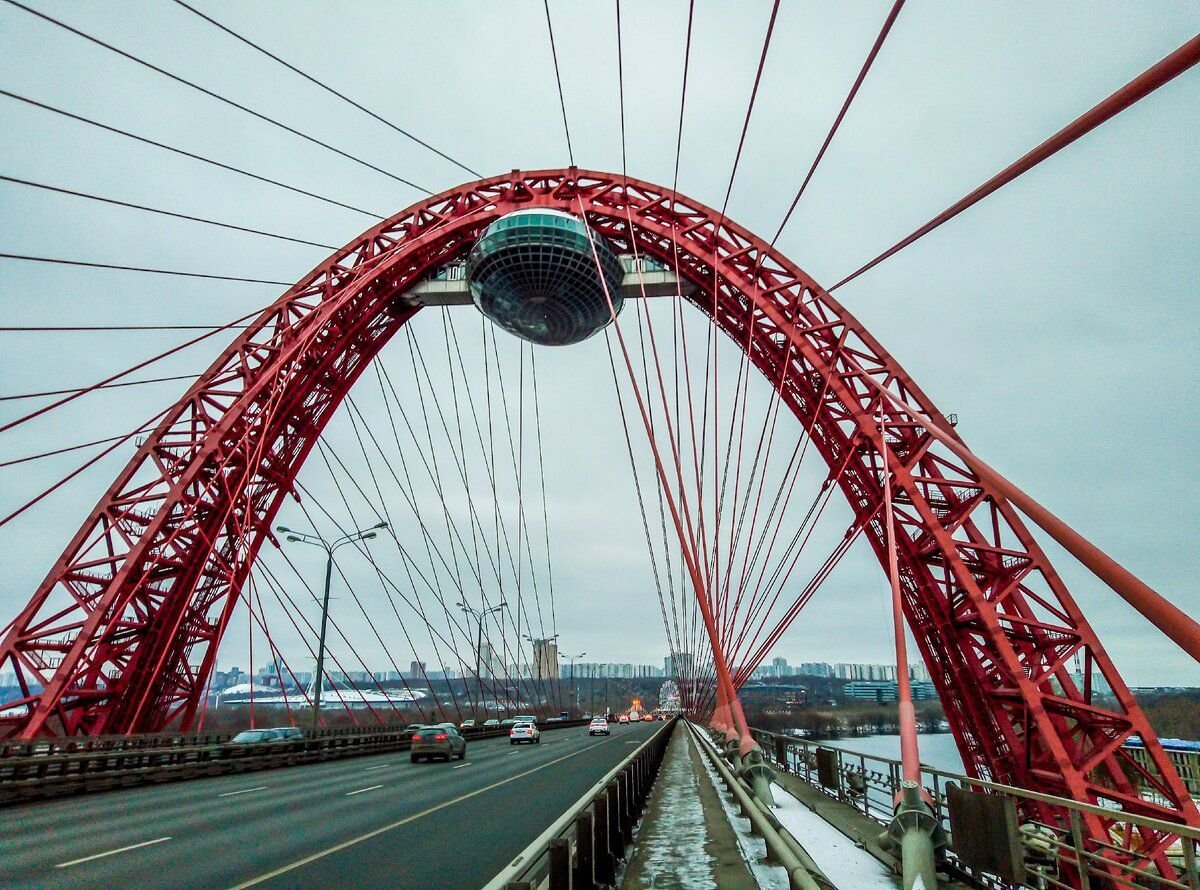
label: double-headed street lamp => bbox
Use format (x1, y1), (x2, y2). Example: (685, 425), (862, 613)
(458, 600), (506, 711)
(278, 521), (387, 734)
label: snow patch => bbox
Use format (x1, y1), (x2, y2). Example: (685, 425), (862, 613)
(628, 731), (718, 889)
(772, 785), (900, 889)
(695, 738), (788, 890)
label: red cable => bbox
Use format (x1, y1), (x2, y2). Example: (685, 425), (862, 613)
(0, 307), (260, 435)
(770, 0), (906, 246)
(831, 33), (1200, 291)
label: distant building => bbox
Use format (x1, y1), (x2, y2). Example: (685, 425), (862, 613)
(408, 661), (427, 678)
(664, 652), (694, 679)
(532, 639), (559, 680)
(843, 680), (938, 703)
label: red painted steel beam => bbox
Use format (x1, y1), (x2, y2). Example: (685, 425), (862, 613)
(831, 33), (1200, 291)
(875, 385), (1200, 663)
(0, 169), (1192, 881)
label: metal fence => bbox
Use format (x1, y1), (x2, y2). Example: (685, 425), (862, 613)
(751, 728), (1200, 890)
(0, 719), (590, 804)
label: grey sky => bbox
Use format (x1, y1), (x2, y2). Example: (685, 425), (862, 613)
(0, 1), (1197, 688)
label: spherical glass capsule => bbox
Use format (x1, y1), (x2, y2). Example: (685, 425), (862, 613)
(466, 209), (625, 346)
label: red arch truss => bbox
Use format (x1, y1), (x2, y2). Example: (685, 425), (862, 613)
(1, 169), (1194, 862)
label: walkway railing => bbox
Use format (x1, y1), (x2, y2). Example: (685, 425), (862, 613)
(751, 728), (1200, 890)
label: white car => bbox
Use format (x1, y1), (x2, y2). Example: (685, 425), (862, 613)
(588, 717), (610, 736)
(509, 722), (541, 745)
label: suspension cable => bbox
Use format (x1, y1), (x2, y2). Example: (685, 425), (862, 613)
(3, 0), (431, 193)
(0, 90), (384, 218)
(168, 0), (480, 178)
(830, 32), (1200, 291)
(0, 253), (290, 285)
(0, 307), (260, 435)
(542, 0), (575, 166)
(0, 372), (199, 403)
(0, 175), (337, 249)
(769, 0), (905, 246)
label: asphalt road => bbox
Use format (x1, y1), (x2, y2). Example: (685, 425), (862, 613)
(0, 721), (665, 889)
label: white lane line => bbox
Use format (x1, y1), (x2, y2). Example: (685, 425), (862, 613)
(451, 762), (471, 770)
(363, 764), (390, 771)
(506, 750), (520, 756)
(218, 786), (268, 798)
(56, 837), (172, 869)
(231, 738), (610, 888)
(346, 784), (384, 796)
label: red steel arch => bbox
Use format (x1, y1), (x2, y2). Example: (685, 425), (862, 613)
(1, 169), (1194, 862)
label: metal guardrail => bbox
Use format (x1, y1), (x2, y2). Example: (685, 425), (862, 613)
(0, 719), (591, 804)
(483, 718), (675, 890)
(686, 720), (832, 890)
(750, 728), (1200, 890)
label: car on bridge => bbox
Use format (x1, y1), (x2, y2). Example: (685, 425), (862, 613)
(509, 722), (541, 745)
(460, 719), (476, 729)
(410, 725), (467, 762)
(228, 728), (293, 745)
(483, 718), (500, 728)
(617, 715), (630, 724)
(588, 717), (610, 736)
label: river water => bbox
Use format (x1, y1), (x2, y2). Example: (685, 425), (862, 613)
(819, 732), (966, 775)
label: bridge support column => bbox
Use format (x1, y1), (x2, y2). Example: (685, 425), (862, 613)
(883, 780), (944, 890)
(740, 747), (777, 808)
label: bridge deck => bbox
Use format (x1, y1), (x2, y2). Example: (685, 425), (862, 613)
(0, 722), (661, 889)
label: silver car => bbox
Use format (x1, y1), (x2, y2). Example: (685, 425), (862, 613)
(411, 724), (467, 762)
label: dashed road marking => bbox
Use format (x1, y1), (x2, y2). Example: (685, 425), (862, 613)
(451, 762), (471, 770)
(219, 786), (268, 797)
(346, 784), (383, 796)
(56, 837), (172, 869)
(363, 764), (390, 771)
(231, 738), (610, 888)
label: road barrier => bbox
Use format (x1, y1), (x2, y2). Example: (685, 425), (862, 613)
(484, 718), (675, 890)
(0, 719), (590, 805)
(750, 727), (1200, 890)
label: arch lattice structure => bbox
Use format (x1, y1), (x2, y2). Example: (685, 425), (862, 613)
(1, 169), (1194, 867)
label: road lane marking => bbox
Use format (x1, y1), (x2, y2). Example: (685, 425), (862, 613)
(363, 764), (390, 771)
(56, 837), (172, 869)
(230, 738), (610, 888)
(346, 784), (384, 796)
(218, 786), (268, 797)
(451, 762), (471, 770)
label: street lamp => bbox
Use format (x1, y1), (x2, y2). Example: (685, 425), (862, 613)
(565, 652), (585, 716)
(459, 601), (506, 715)
(277, 520), (387, 734)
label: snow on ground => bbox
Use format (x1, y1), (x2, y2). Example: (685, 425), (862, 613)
(627, 731), (719, 889)
(772, 785), (900, 889)
(695, 739), (789, 890)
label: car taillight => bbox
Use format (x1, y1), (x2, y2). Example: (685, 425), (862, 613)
(434, 733), (448, 741)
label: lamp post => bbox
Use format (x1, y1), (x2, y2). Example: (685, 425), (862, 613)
(565, 652), (585, 716)
(277, 521), (387, 735)
(459, 601), (506, 716)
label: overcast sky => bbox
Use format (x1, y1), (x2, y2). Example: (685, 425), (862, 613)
(1, 1), (1197, 689)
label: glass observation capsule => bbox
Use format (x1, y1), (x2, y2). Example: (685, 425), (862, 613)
(466, 208), (625, 346)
